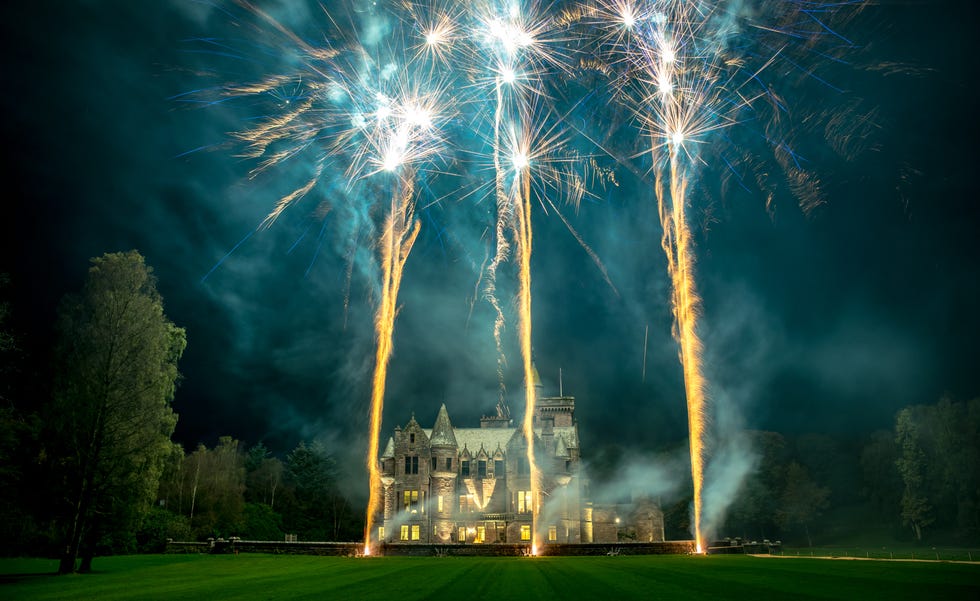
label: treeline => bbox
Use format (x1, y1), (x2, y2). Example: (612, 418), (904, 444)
(0, 253), (359, 573)
(664, 396), (980, 546)
(146, 437), (361, 549)
(1, 254), (977, 567)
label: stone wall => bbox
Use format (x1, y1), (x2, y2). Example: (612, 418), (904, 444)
(166, 539), (362, 556)
(535, 541), (696, 556)
(165, 539), (697, 557)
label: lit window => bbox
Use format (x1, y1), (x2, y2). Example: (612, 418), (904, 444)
(476, 526), (486, 543)
(437, 495), (444, 512)
(521, 525), (531, 541)
(378, 526), (385, 541)
(403, 490), (419, 512)
(400, 525), (409, 541)
(548, 526), (557, 542)
(458, 526), (466, 542)
(517, 490), (532, 514)
(411, 525), (420, 541)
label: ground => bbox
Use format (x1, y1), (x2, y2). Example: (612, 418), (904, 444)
(2, 553), (979, 600)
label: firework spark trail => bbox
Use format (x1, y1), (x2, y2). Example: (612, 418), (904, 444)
(486, 76), (513, 407)
(599, 0), (868, 551)
(477, 3), (548, 551)
(365, 174), (421, 555)
(655, 154), (707, 553)
(513, 161), (540, 553)
(185, 3), (453, 555)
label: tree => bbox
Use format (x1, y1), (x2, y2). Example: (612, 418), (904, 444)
(895, 407), (933, 541)
(157, 442), (188, 515)
(776, 462), (830, 547)
(860, 430), (902, 525)
(190, 436), (246, 539)
(725, 431), (788, 540)
(245, 442), (283, 509)
(894, 397), (980, 542)
(51, 251), (185, 573)
(279, 441), (358, 541)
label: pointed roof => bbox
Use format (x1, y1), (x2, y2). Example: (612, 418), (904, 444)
(381, 437), (395, 459)
(429, 404), (458, 447)
(530, 361), (543, 389)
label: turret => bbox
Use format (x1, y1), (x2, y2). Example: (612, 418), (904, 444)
(428, 404), (458, 541)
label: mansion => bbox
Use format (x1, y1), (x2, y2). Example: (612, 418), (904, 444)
(374, 387), (664, 546)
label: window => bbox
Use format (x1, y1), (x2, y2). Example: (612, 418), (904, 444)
(431, 456), (437, 471)
(458, 527), (466, 542)
(461, 460), (470, 477)
(437, 495), (444, 512)
(378, 526), (385, 541)
(403, 490), (419, 512)
(476, 526), (485, 543)
(410, 433), (415, 444)
(460, 495), (474, 513)
(400, 525), (409, 541)
(404, 455), (419, 474)
(494, 459), (504, 477)
(478, 460), (487, 478)
(445, 457), (452, 471)
(520, 525), (531, 541)
(517, 490), (532, 514)
(548, 526), (557, 542)
(411, 525), (420, 541)
(565, 460), (572, 473)
(518, 457), (529, 475)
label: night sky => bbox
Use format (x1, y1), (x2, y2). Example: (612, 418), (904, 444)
(2, 0), (978, 501)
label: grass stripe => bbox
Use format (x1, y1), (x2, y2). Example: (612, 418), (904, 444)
(2, 554), (978, 600)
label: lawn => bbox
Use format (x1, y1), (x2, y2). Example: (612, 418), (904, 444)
(2, 553), (978, 601)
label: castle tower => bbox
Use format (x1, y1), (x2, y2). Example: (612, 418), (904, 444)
(428, 404), (458, 543)
(535, 395), (575, 427)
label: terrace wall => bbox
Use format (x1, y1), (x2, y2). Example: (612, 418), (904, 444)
(166, 539), (697, 557)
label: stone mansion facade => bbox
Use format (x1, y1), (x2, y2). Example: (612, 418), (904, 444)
(375, 390), (665, 546)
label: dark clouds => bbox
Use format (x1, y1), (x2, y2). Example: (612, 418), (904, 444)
(3, 1), (979, 499)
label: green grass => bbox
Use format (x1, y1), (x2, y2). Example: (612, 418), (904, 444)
(2, 554), (978, 601)
(778, 545), (980, 561)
